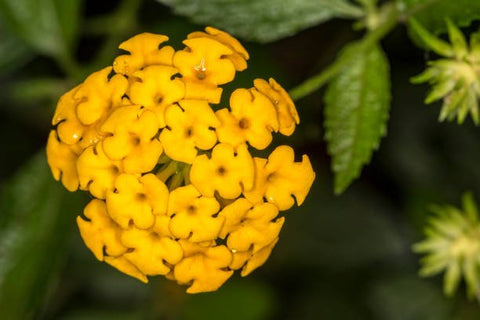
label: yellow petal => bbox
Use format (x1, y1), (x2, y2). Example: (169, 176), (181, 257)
(254, 78), (299, 136)
(106, 173), (168, 229)
(187, 26), (249, 71)
(167, 185), (222, 242)
(53, 85), (84, 144)
(173, 240), (233, 293)
(74, 67), (128, 125)
(216, 87), (278, 149)
(113, 33), (175, 76)
(229, 250), (251, 270)
(46, 130), (80, 192)
(101, 105), (163, 174)
(244, 145), (315, 211)
(241, 238), (279, 277)
(174, 37), (235, 85)
(183, 80), (223, 104)
(215, 108), (246, 147)
(218, 200), (284, 253)
(77, 143), (124, 199)
(121, 228), (183, 276)
(128, 65), (185, 126)
(160, 100), (218, 163)
(190, 143), (254, 199)
(77, 199), (127, 260)
(217, 198), (253, 239)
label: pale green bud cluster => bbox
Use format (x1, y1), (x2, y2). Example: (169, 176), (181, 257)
(413, 193), (480, 300)
(410, 18), (480, 124)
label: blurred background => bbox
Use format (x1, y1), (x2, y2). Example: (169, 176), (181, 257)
(1, 0), (480, 319)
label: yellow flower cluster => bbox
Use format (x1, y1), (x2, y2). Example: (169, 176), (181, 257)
(46, 27), (315, 293)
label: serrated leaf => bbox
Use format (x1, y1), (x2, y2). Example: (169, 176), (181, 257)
(0, 152), (85, 319)
(155, 0), (363, 43)
(400, 0), (480, 35)
(324, 43), (390, 194)
(0, 0), (81, 57)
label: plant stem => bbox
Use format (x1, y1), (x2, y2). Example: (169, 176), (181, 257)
(288, 2), (398, 101)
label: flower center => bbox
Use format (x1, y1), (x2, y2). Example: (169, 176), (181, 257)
(239, 118), (250, 129)
(216, 166), (227, 176)
(185, 126), (194, 138)
(194, 58), (207, 80)
(136, 192), (147, 201)
(131, 134), (141, 146)
(155, 95), (164, 105)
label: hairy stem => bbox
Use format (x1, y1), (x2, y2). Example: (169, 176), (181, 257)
(288, 2), (398, 101)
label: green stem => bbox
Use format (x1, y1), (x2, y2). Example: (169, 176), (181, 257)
(156, 161), (178, 183)
(288, 2), (398, 101)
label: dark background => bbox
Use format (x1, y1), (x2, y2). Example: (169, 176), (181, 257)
(1, 0), (480, 319)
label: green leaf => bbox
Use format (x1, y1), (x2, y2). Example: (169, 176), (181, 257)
(0, 0), (81, 58)
(0, 25), (32, 77)
(324, 43), (391, 194)
(400, 0), (480, 35)
(0, 152), (85, 319)
(155, 0), (364, 43)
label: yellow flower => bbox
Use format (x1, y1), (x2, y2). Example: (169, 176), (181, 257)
(128, 65), (185, 127)
(254, 78), (299, 136)
(218, 198), (284, 253)
(77, 143), (125, 199)
(190, 143), (254, 199)
(101, 105), (163, 174)
(244, 145), (315, 211)
(218, 237), (280, 277)
(216, 87), (279, 149)
(160, 99), (219, 163)
(76, 199), (127, 260)
(46, 130), (81, 191)
(113, 33), (175, 76)
(173, 240), (233, 293)
(187, 26), (249, 71)
(121, 228), (183, 276)
(173, 36), (238, 103)
(167, 185), (223, 242)
(52, 85), (101, 147)
(240, 238), (279, 276)
(47, 28), (315, 294)
(106, 173), (169, 229)
(74, 67), (128, 126)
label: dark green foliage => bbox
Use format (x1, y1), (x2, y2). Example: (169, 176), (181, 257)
(0, 0), (80, 57)
(400, 0), (480, 33)
(0, 153), (85, 319)
(324, 44), (391, 194)
(156, 0), (363, 42)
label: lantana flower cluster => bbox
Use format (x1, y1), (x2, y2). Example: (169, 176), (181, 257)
(46, 27), (315, 293)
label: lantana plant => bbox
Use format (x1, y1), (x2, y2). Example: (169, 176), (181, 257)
(46, 27), (315, 293)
